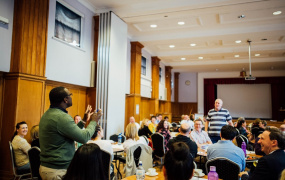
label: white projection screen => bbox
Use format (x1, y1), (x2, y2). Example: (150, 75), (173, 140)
(217, 84), (272, 119)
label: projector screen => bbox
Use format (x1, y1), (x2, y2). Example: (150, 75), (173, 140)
(217, 84), (272, 119)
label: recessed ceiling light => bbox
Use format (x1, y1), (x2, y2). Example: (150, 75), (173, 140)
(150, 24), (157, 28)
(234, 55), (240, 58)
(198, 57), (203, 60)
(235, 40), (241, 43)
(169, 45), (175, 48)
(255, 54), (260, 56)
(190, 43), (196, 46)
(216, 69), (219, 71)
(273, 11), (282, 15)
(178, 22), (185, 25)
(181, 58), (186, 60)
(238, 15), (245, 18)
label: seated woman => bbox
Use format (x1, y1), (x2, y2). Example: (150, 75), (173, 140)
(148, 116), (157, 133)
(156, 120), (171, 151)
(11, 121), (31, 174)
(87, 125), (114, 175)
(123, 123), (148, 152)
(62, 144), (107, 180)
(163, 142), (195, 180)
(30, 125), (40, 148)
(138, 119), (153, 138)
(236, 118), (251, 137)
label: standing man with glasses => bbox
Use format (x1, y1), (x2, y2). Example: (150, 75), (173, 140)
(205, 99), (233, 143)
(39, 87), (102, 180)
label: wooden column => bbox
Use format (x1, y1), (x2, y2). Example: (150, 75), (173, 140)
(125, 42), (144, 127)
(149, 56), (160, 116)
(174, 72), (180, 102)
(0, 0), (49, 177)
(165, 66), (173, 121)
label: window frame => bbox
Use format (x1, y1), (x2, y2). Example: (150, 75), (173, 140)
(141, 56), (147, 76)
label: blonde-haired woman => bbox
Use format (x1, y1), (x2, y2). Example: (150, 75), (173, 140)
(30, 125), (40, 148)
(138, 119), (153, 138)
(123, 123), (148, 152)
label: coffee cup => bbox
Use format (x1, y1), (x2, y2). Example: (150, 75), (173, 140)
(148, 168), (156, 175)
(194, 169), (203, 176)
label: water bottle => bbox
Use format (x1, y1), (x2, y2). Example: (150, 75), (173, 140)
(208, 166), (219, 180)
(118, 133), (122, 145)
(241, 142), (247, 157)
(136, 161), (145, 180)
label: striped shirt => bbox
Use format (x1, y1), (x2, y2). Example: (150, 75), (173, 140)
(207, 108), (232, 136)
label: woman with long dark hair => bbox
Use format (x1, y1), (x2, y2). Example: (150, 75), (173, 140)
(11, 121), (31, 174)
(62, 143), (107, 180)
(156, 120), (171, 151)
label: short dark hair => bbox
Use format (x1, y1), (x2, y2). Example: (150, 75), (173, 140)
(151, 116), (156, 120)
(62, 144), (107, 180)
(164, 142), (194, 180)
(266, 128), (285, 149)
(221, 125), (237, 140)
(91, 125), (101, 139)
(164, 116), (169, 120)
(49, 87), (68, 106)
(190, 114), (195, 121)
(261, 120), (267, 126)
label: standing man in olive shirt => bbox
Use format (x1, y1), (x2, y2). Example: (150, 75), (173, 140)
(39, 87), (102, 180)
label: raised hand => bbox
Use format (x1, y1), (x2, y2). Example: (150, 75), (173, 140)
(90, 109), (103, 123)
(83, 105), (93, 122)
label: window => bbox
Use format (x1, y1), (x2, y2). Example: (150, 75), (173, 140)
(141, 56), (146, 75)
(159, 67), (162, 82)
(54, 1), (82, 47)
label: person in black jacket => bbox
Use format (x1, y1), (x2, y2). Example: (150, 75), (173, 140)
(167, 123), (197, 158)
(138, 119), (153, 138)
(240, 127), (285, 180)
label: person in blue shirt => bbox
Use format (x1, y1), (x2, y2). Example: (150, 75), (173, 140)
(207, 125), (246, 171)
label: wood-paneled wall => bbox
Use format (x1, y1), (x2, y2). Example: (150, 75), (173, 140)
(171, 102), (198, 122)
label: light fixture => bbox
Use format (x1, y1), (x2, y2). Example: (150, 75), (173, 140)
(190, 43), (196, 46)
(255, 54), (260, 56)
(216, 69), (219, 71)
(150, 24), (157, 28)
(273, 11), (282, 15)
(169, 45), (175, 48)
(181, 58), (186, 60)
(178, 21), (185, 25)
(198, 57), (203, 60)
(245, 40), (256, 80)
(235, 40), (241, 43)
(234, 55), (240, 58)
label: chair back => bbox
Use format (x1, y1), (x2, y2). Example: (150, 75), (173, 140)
(151, 133), (165, 157)
(28, 147), (42, 180)
(141, 135), (149, 144)
(8, 141), (18, 176)
(206, 157), (240, 180)
(171, 122), (177, 127)
(100, 149), (111, 180)
(133, 146), (142, 167)
(235, 134), (248, 148)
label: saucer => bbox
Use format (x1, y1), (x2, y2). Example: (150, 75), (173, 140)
(145, 172), (158, 176)
(194, 173), (205, 177)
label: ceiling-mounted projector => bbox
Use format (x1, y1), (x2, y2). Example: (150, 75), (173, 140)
(245, 40), (256, 80)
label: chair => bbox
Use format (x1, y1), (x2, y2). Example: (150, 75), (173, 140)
(28, 147), (41, 180)
(9, 141), (31, 180)
(205, 157), (240, 180)
(142, 135), (149, 144)
(151, 133), (165, 168)
(118, 146), (142, 169)
(236, 134), (249, 148)
(100, 149), (112, 180)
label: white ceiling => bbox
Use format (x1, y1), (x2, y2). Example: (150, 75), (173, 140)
(79, 0), (285, 73)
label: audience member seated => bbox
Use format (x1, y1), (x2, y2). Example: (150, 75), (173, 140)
(190, 119), (212, 148)
(87, 125), (114, 176)
(148, 116), (157, 133)
(129, 116), (140, 132)
(180, 115), (194, 130)
(11, 121), (31, 174)
(156, 120), (171, 151)
(123, 123), (148, 152)
(168, 123), (197, 158)
(207, 125), (246, 171)
(240, 127), (285, 180)
(236, 118), (248, 136)
(251, 118), (264, 139)
(74, 115), (82, 124)
(156, 114), (163, 124)
(138, 119), (153, 138)
(280, 124), (285, 134)
(163, 142), (195, 180)
(30, 125), (40, 148)
(62, 144), (107, 180)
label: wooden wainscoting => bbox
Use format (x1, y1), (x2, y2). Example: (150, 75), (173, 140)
(171, 102), (198, 123)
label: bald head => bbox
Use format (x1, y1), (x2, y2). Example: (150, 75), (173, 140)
(180, 123), (191, 135)
(215, 99), (223, 111)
